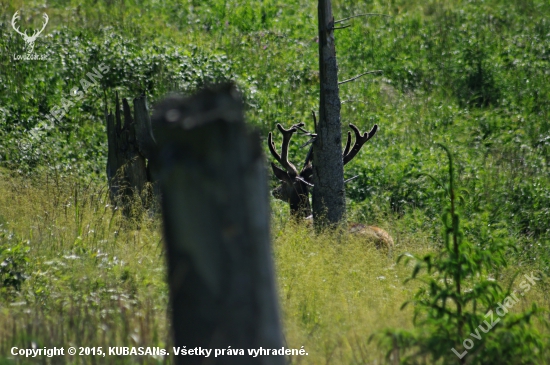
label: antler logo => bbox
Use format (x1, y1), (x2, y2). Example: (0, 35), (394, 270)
(11, 11), (49, 55)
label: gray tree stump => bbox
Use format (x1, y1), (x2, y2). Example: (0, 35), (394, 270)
(106, 92), (156, 215)
(151, 84), (285, 365)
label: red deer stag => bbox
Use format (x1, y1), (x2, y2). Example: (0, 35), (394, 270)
(268, 121), (394, 250)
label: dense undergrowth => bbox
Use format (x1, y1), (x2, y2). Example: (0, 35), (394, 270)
(1, 0), (550, 363)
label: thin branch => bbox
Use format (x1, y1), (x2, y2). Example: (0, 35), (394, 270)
(333, 25), (351, 30)
(300, 137), (317, 148)
(341, 99), (356, 104)
(334, 13), (391, 24)
(294, 124), (315, 136)
(339, 70), (383, 85)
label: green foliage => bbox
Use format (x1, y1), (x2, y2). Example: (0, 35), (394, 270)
(1, 0), (550, 362)
(2, 2), (549, 245)
(0, 231), (29, 295)
(0, 24), (234, 174)
(374, 145), (548, 364)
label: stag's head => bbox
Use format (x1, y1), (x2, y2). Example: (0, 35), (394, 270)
(11, 11), (49, 54)
(268, 123), (314, 217)
(268, 119), (378, 218)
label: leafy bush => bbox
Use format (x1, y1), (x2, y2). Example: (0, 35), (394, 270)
(374, 145), (548, 364)
(0, 25), (235, 174)
(0, 231), (29, 295)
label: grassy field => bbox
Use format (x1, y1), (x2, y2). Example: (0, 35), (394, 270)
(2, 169), (546, 364)
(1, 0), (550, 363)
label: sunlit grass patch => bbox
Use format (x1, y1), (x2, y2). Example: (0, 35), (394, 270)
(0, 170), (434, 364)
(273, 219), (433, 364)
(0, 170), (169, 364)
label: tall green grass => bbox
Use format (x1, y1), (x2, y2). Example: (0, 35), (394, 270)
(0, 169), (169, 364)
(1, 169), (547, 364)
(0, 168), (426, 364)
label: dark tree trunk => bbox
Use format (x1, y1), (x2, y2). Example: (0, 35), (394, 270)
(312, 0), (345, 226)
(133, 94), (161, 205)
(133, 94), (156, 161)
(106, 93), (157, 215)
(151, 84), (285, 365)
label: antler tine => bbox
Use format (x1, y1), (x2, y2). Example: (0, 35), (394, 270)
(267, 132), (281, 162)
(29, 13), (49, 38)
(311, 111), (318, 133)
(270, 123), (301, 176)
(343, 123), (378, 165)
(35, 13), (49, 36)
(302, 143), (314, 171)
(278, 122), (305, 133)
(11, 11), (26, 37)
(343, 131), (352, 157)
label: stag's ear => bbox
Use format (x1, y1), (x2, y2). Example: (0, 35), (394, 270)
(271, 162), (293, 183)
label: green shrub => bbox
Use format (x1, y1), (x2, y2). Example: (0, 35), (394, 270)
(374, 144), (548, 364)
(0, 26), (234, 174)
(0, 232), (29, 295)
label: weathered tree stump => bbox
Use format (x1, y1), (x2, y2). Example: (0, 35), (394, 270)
(106, 92), (157, 215)
(151, 84), (285, 365)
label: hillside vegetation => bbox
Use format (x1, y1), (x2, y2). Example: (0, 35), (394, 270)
(1, 0), (549, 363)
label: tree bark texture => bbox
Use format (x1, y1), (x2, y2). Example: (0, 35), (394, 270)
(313, 0), (345, 226)
(151, 84), (285, 365)
(106, 93), (156, 215)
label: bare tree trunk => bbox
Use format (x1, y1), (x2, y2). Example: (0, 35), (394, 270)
(133, 94), (161, 205)
(133, 94), (156, 161)
(106, 93), (158, 215)
(152, 84), (285, 365)
(106, 92), (149, 216)
(312, 0), (345, 226)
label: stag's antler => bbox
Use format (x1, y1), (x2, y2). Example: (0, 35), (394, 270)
(11, 11), (26, 38)
(296, 112), (377, 166)
(268, 122), (305, 177)
(31, 13), (49, 40)
(343, 124), (378, 165)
